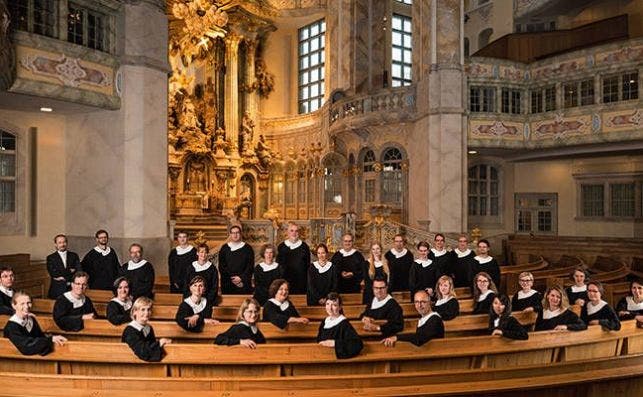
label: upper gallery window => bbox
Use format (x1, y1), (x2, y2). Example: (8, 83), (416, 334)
(603, 71), (638, 103)
(67, 3), (109, 52)
(9, 0), (56, 38)
(391, 14), (412, 87)
(298, 19), (326, 114)
(0, 130), (16, 214)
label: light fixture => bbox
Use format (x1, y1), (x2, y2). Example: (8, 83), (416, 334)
(40, 107), (53, 112)
(468, 150), (477, 154)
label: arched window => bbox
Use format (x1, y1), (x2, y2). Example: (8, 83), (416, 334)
(323, 154), (343, 204)
(478, 28), (493, 50)
(285, 163), (296, 206)
(464, 37), (470, 58)
(0, 130), (16, 213)
(381, 148), (404, 204)
(362, 149), (376, 203)
(468, 164), (499, 217)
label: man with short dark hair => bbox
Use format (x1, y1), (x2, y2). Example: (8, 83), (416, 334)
(359, 278), (404, 337)
(218, 225), (255, 294)
(0, 266), (15, 315)
(385, 234), (414, 292)
(331, 233), (366, 293)
(81, 230), (120, 290)
(168, 231), (196, 293)
(382, 290), (444, 347)
(123, 243), (155, 299)
(276, 222), (311, 294)
(46, 234), (80, 299)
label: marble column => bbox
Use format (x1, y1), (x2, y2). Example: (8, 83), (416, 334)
(353, 0), (387, 93)
(224, 33), (241, 152)
(327, 0), (353, 94)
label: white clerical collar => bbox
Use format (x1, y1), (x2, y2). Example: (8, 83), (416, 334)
(418, 311), (440, 328)
(284, 239), (302, 249)
(493, 317), (500, 328)
(58, 250), (68, 267)
(192, 261), (212, 272)
(63, 291), (85, 309)
(475, 255), (493, 264)
(478, 290), (493, 302)
(127, 259), (148, 271)
(455, 248), (472, 258)
(390, 248), (408, 259)
(431, 248), (447, 257)
(9, 314), (33, 332)
(227, 241), (246, 251)
(111, 297), (132, 311)
(313, 261), (332, 273)
(259, 262), (279, 272)
(176, 245), (194, 255)
(374, 260), (384, 268)
(371, 294), (393, 310)
(543, 308), (562, 320)
(626, 296), (643, 311)
(268, 298), (290, 311)
(586, 300), (608, 315)
(128, 320), (151, 337)
(339, 248), (356, 257)
(517, 289), (538, 299)
(415, 258), (432, 268)
(0, 285), (13, 297)
(323, 315), (347, 329)
(94, 246), (111, 256)
(239, 320), (258, 334)
(571, 285), (587, 293)
(184, 296), (207, 314)
(435, 296), (453, 306)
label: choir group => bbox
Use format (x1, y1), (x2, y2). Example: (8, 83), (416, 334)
(1, 223), (642, 362)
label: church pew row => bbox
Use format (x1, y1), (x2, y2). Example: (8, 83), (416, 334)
(0, 321), (639, 378)
(0, 354), (641, 396)
(0, 311), (538, 342)
(0, 254), (49, 298)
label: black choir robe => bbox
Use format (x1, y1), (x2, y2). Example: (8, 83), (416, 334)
(434, 296), (460, 321)
(362, 263), (388, 304)
(511, 290), (543, 312)
(263, 299), (301, 330)
(214, 322), (266, 346)
(581, 300), (621, 331)
(121, 321), (164, 362)
(359, 295), (404, 337)
(175, 297), (214, 332)
(429, 249), (453, 282)
(183, 261), (219, 303)
(316, 316), (363, 359)
(616, 296), (643, 320)
(52, 292), (97, 331)
(448, 249), (477, 288)
(167, 245), (197, 293)
(565, 285), (589, 306)
(534, 309), (587, 331)
(219, 242), (255, 294)
(81, 247), (120, 290)
(331, 249), (366, 293)
(3, 315), (53, 356)
(276, 240), (311, 294)
(385, 249), (414, 293)
(472, 256), (501, 289)
(488, 314), (529, 340)
(46, 250), (80, 299)
(106, 298), (132, 325)
(122, 260), (155, 300)
(253, 263), (283, 306)
(0, 288), (14, 315)
(397, 312), (444, 346)
(307, 262), (338, 306)
(408, 259), (440, 296)
(473, 291), (496, 315)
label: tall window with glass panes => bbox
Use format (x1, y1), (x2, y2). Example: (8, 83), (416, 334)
(298, 19), (326, 114)
(391, 14), (412, 87)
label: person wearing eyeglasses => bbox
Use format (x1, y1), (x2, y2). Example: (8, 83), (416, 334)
(80, 229), (120, 291)
(218, 225), (255, 295)
(511, 271), (542, 313)
(385, 234), (414, 293)
(331, 233), (366, 294)
(472, 272), (498, 315)
(581, 281), (621, 331)
(381, 290), (444, 347)
(360, 277), (404, 337)
(52, 271), (97, 331)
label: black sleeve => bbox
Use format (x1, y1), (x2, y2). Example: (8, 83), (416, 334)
(106, 301), (130, 325)
(500, 316), (529, 340)
(534, 310), (546, 331)
(354, 254), (366, 283)
(262, 302), (290, 330)
(168, 250), (178, 289)
(398, 317), (445, 347)
(616, 297), (634, 320)
(214, 324), (244, 346)
(243, 245), (255, 285)
(564, 310), (588, 331)
(53, 298), (84, 331)
(121, 326), (163, 362)
(3, 321), (53, 356)
(307, 268), (321, 305)
(0, 296), (13, 315)
(209, 268), (219, 302)
(47, 255), (65, 279)
(437, 299), (460, 321)
(598, 306), (622, 331)
(254, 329), (266, 344)
(175, 302), (205, 332)
(379, 303), (404, 337)
(334, 321), (363, 359)
(408, 263), (417, 293)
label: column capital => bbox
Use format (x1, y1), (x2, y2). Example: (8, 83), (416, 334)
(225, 33), (243, 48)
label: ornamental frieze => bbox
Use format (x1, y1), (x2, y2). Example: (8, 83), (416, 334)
(20, 52), (112, 89)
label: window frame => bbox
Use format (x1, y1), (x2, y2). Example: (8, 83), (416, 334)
(468, 163), (502, 225)
(576, 177), (643, 220)
(297, 18), (326, 114)
(514, 193), (558, 235)
(391, 13), (412, 87)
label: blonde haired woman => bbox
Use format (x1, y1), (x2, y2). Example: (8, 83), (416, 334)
(215, 298), (266, 348)
(535, 285), (587, 331)
(433, 275), (460, 320)
(121, 297), (171, 362)
(362, 243), (390, 304)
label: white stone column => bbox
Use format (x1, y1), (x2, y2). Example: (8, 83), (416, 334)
(224, 33), (241, 152)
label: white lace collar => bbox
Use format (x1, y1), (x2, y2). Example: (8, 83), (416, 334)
(94, 246), (111, 256)
(374, 260), (384, 268)
(474, 255), (493, 264)
(517, 289), (538, 299)
(586, 300), (608, 316)
(175, 245), (194, 255)
(418, 311), (440, 328)
(543, 308), (562, 320)
(284, 239), (302, 250)
(111, 297), (132, 311)
(128, 320), (151, 337)
(127, 259), (148, 271)
(239, 320), (258, 334)
(371, 294), (393, 310)
(435, 296), (453, 306)
(184, 296), (207, 314)
(431, 248), (447, 257)
(455, 248), (472, 258)
(390, 248), (408, 259)
(313, 261), (332, 273)
(339, 248), (356, 257)
(268, 298), (290, 311)
(9, 314), (33, 332)
(259, 262), (279, 272)
(415, 258), (432, 268)
(63, 291), (86, 309)
(626, 296), (643, 311)
(227, 241), (246, 251)
(0, 285), (13, 297)
(323, 315), (347, 329)
(192, 261), (212, 272)
(571, 284), (587, 293)
(477, 290), (493, 302)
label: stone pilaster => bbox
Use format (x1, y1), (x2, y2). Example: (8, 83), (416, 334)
(224, 33), (241, 150)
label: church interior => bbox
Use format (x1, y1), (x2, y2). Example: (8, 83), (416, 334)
(0, 0), (642, 395)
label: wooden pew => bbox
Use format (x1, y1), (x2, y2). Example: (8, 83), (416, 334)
(0, 254), (49, 298)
